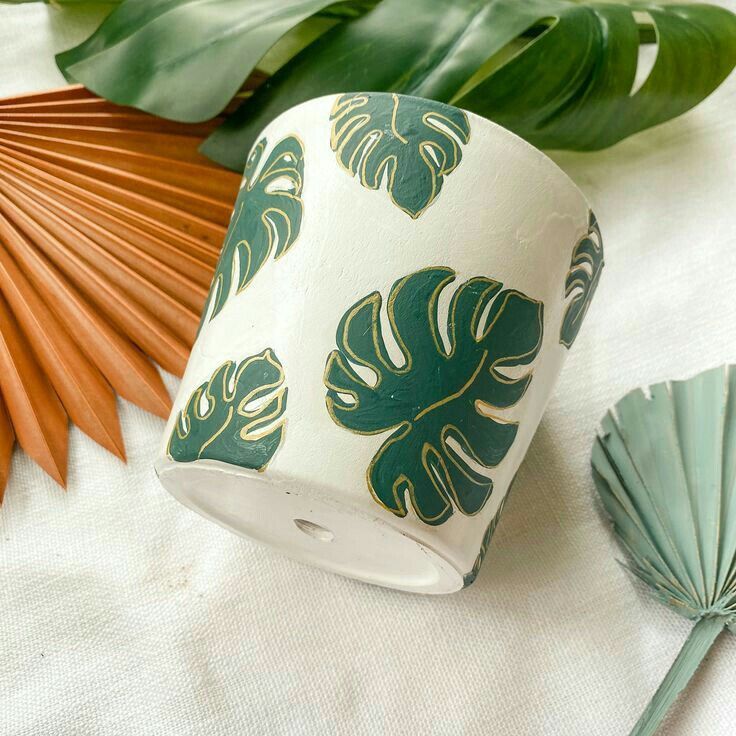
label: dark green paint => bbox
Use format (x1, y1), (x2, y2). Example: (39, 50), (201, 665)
(199, 0), (736, 171)
(168, 349), (287, 469)
(462, 485), (511, 587)
(560, 211), (603, 348)
(325, 267), (543, 526)
(329, 92), (470, 218)
(200, 135), (304, 327)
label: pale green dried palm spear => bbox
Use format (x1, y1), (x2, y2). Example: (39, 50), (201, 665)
(592, 364), (736, 735)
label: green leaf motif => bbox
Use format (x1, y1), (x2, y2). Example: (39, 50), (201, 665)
(201, 135), (304, 326)
(560, 211), (603, 348)
(329, 92), (471, 218)
(168, 349), (286, 470)
(324, 267), (543, 525)
(462, 489), (510, 587)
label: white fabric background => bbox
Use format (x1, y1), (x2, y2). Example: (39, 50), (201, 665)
(1, 4), (735, 734)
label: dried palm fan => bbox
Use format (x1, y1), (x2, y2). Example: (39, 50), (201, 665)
(0, 85), (243, 500)
(592, 364), (736, 736)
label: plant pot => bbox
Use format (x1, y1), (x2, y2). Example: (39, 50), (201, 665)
(155, 92), (602, 594)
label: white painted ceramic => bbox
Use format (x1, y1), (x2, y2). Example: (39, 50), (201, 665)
(155, 92), (603, 594)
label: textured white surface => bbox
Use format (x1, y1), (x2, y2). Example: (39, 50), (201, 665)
(159, 92), (591, 592)
(1, 4), (735, 734)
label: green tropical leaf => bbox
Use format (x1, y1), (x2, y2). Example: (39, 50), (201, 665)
(55, 0), (357, 123)
(329, 92), (471, 218)
(168, 349), (287, 469)
(560, 211), (604, 348)
(203, 0), (736, 171)
(200, 135), (304, 326)
(324, 267), (543, 525)
(1, 1), (119, 4)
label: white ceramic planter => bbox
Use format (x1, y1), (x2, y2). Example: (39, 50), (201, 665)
(155, 92), (603, 594)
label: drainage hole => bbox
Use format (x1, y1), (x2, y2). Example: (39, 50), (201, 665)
(293, 518), (334, 542)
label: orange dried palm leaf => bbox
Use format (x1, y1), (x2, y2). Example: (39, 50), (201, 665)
(0, 293), (68, 487)
(0, 144), (228, 245)
(0, 184), (200, 345)
(0, 240), (125, 460)
(0, 147), (220, 264)
(0, 191), (190, 376)
(0, 171), (209, 310)
(0, 393), (15, 502)
(0, 218), (170, 419)
(0, 84), (240, 498)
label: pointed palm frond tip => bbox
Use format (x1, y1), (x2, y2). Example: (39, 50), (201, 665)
(592, 364), (736, 735)
(593, 364), (736, 621)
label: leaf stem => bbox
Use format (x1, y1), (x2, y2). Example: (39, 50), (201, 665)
(630, 615), (728, 736)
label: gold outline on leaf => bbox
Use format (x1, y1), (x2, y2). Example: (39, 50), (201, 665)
(325, 266), (543, 524)
(560, 211), (604, 348)
(168, 349), (287, 472)
(329, 93), (471, 219)
(203, 135), (305, 325)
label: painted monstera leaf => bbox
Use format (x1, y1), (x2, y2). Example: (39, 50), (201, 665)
(329, 93), (471, 219)
(324, 267), (543, 525)
(560, 211), (603, 348)
(168, 349), (286, 470)
(201, 135), (304, 326)
(463, 491), (509, 587)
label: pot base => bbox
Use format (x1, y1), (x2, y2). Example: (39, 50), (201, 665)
(157, 462), (464, 594)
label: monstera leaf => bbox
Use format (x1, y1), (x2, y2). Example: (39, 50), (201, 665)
(560, 211), (604, 348)
(463, 487), (511, 587)
(168, 349), (286, 470)
(54, 0), (354, 122)
(44, 0), (736, 168)
(201, 135), (304, 326)
(324, 267), (543, 525)
(201, 0), (736, 171)
(329, 93), (471, 218)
